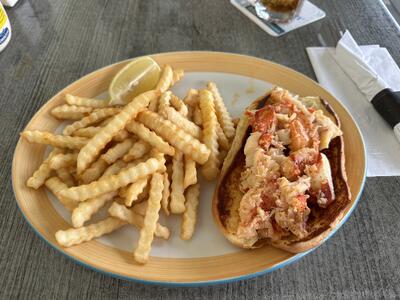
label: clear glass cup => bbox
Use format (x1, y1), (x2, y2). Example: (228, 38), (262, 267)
(254, 0), (305, 23)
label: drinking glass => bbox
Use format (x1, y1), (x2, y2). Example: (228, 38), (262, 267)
(254, 0), (305, 23)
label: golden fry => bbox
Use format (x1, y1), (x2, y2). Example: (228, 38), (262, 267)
(183, 88), (199, 107)
(101, 138), (135, 164)
(180, 183), (200, 240)
(170, 94), (188, 117)
(134, 172), (164, 264)
(72, 126), (100, 138)
(218, 149), (228, 164)
(59, 155), (166, 202)
(27, 149), (62, 189)
(199, 90), (220, 180)
(65, 94), (110, 108)
(112, 129), (130, 142)
(192, 105), (202, 126)
(171, 69), (184, 86)
(21, 131), (88, 149)
(45, 177), (77, 211)
(51, 105), (93, 120)
(136, 110), (210, 164)
(163, 106), (201, 139)
(170, 152), (185, 214)
(71, 192), (117, 228)
(126, 121), (175, 156)
(55, 217), (126, 247)
(207, 82), (235, 139)
(108, 202), (169, 239)
(49, 152), (78, 169)
(155, 64), (173, 93)
(161, 172), (170, 215)
(103, 159), (126, 177)
(80, 158), (108, 184)
(157, 91), (172, 117)
(122, 140), (150, 162)
(56, 167), (75, 187)
(183, 155), (197, 189)
(124, 176), (149, 207)
(63, 108), (121, 136)
(77, 90), (157, 173)
(216, 121), (230, 151)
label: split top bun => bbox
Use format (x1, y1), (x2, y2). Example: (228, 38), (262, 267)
(212, 87), (351, 253)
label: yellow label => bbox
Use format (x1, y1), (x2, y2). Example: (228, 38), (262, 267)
(0, 5), (7, 28)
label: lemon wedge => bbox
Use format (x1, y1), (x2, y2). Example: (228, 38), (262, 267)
(109, 56), (161, 105)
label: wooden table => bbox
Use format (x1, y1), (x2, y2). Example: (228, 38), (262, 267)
(1, 0), (399, 298)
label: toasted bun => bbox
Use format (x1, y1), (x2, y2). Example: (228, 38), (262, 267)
(212, 90), (351, 253)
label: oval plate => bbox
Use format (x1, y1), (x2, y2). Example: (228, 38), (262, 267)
(12, 51), (366, 286)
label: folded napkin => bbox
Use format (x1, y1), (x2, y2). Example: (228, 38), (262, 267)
(307, 34), (400, 176)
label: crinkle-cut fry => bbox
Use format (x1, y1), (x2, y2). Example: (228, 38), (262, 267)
(122, 140), (151, 162)
(132, 201), (147, 216)
(124, 176), (149, 207)
(232, 117), (240, 128)
(118, 186), (128, 198)
(136, 110), (210, 164)
(184, 91), (197, 120)
(157, 91), (172, 117)
(155, 64), (173, 93)
(80, 158), (109, 184)
(161, 172), (170, 215)
(137, 183), (150, 202)
(126, 121), (175, 156)
(99, 117), (113, 127)
(134, 172), (164, 264)
(45, 177), (77, 211)
(65, 94), (110, 108)
(183, 155), (197, 189)
(101, 138), (135, 164)
(56, 168), (75, 187)
(180, 183), (200, 240)
(218, 149), (228, 164)
(63, 108), (121, 136)
(186, 104), (194, 120)
(71, 192), (117, 228)
(108, 202), (169, 239)
(51, 105), (93, 120)
(192, 105), (203, 126)
(207, 82), (236, 139)
(112, 129), (129, 142)
(49, 152), (78, 169)
(77, 90), (157, 174)
(72, 126), (101, 138)
(171, 69), (184, 86)
(170, 95), (188, 117)
(199, 90), (220, 180)
(148, 94), (159, 112)
(26, 149), (62, 189)
(183, 88), (199, 107)
(216, 121), (230, 151)
(59, 155), (166, 202)
(170, 152), (186, 214)
(163, 107), (201, 139)
(102, 159), (126, 177)
(55, 217), (126, 247)
(21, 131), (88, 149)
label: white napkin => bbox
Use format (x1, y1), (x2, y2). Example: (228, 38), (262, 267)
(335, 31), (389, 102)
(307, 38), (400, 176)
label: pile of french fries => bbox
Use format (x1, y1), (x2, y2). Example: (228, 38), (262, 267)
(21, 64), (236, 264)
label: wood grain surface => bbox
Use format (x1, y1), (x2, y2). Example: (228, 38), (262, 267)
(1, 0), (399, 298)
